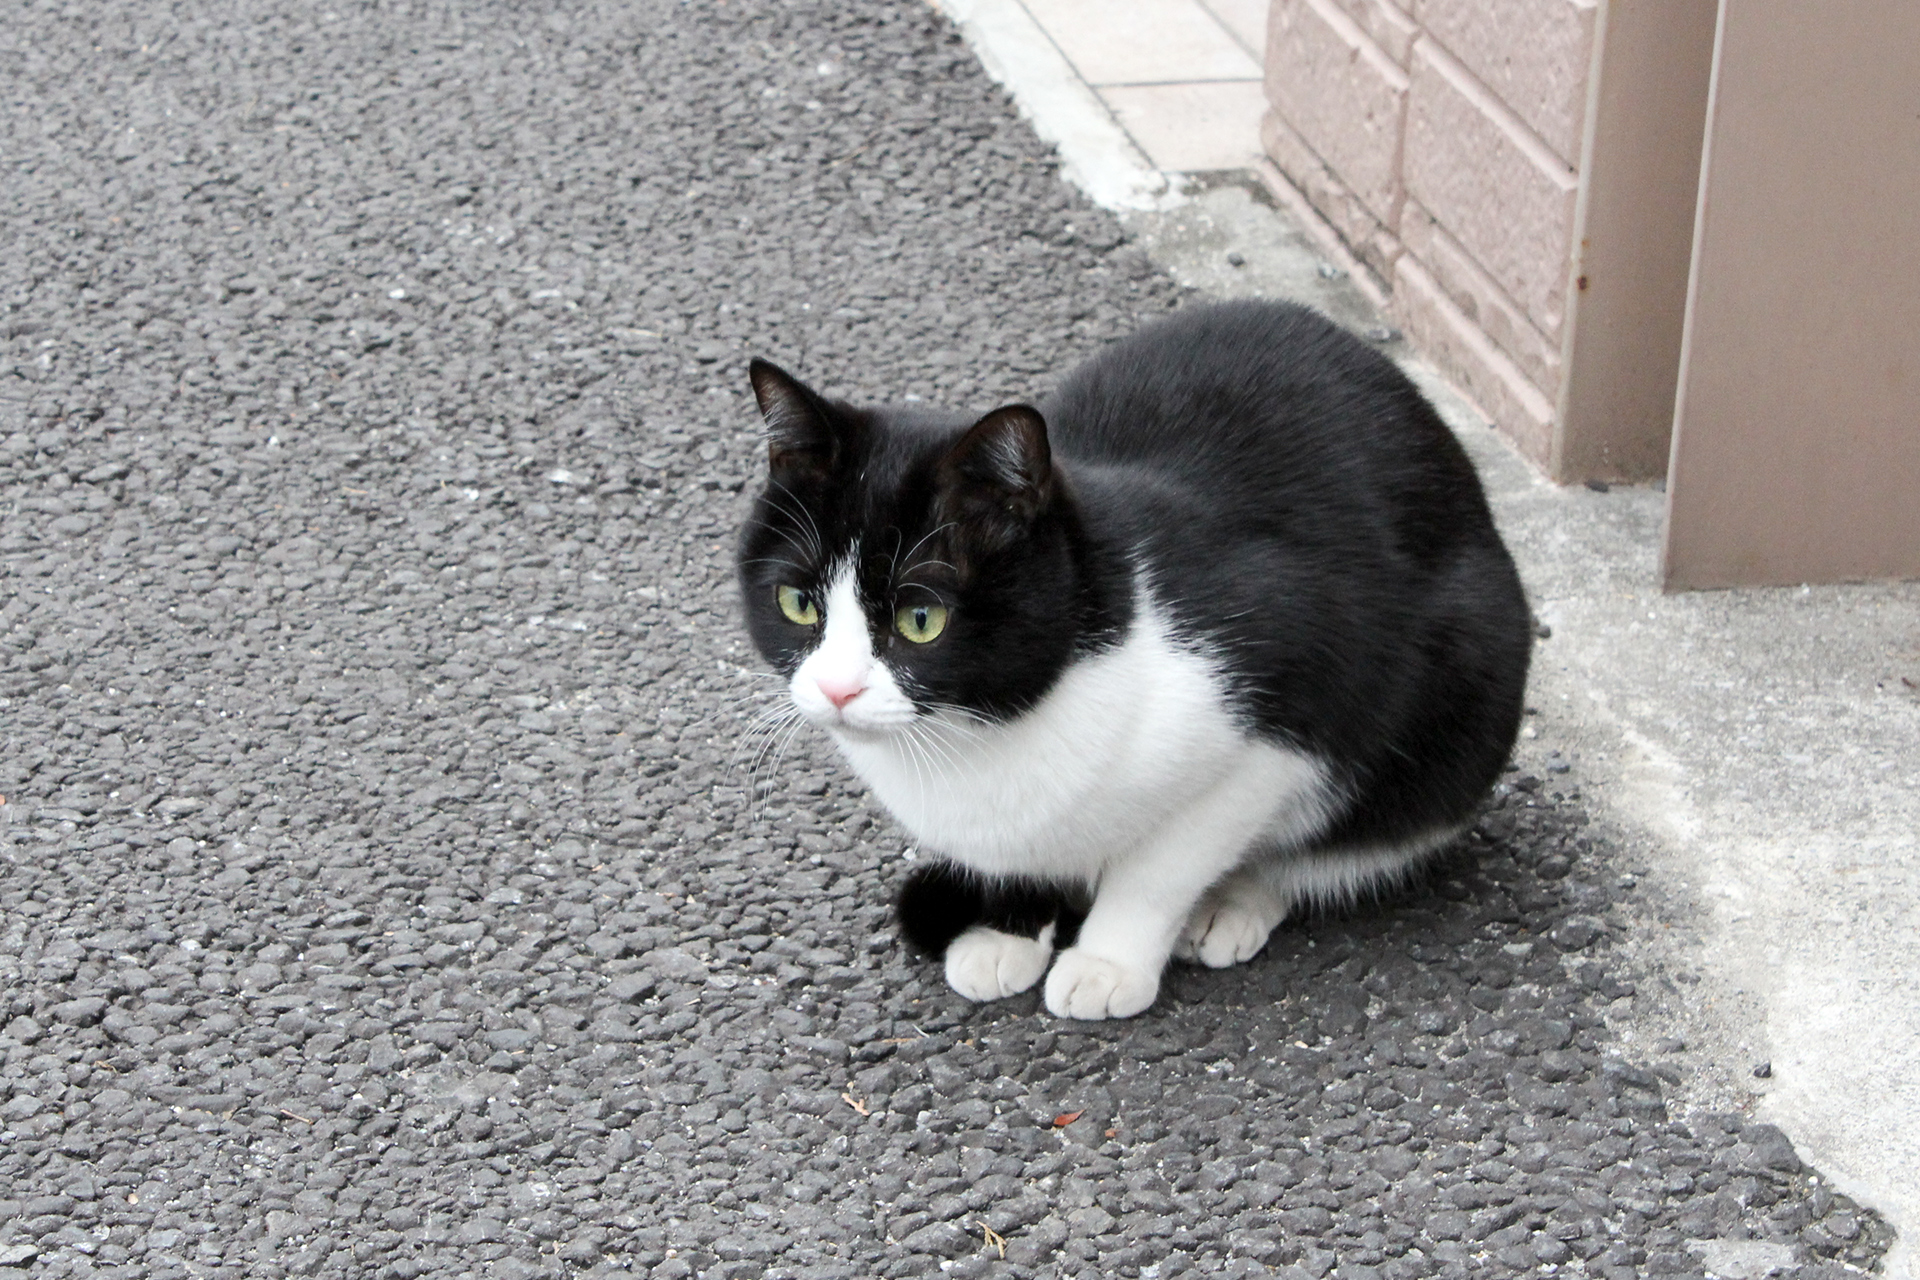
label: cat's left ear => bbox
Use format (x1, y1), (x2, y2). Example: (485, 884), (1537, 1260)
(749, 358), (836, 480)
(938, 404), (1054, 542)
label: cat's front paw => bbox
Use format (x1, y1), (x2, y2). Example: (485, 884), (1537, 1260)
(1043, 948), (1159, 1020)
(945, 924), (1054, 1002)
(1177, 898), (1284, 969)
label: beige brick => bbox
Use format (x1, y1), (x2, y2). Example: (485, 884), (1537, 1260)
(1324, 0), (1419, 66)
(1412, 0), (1597, 164)
(1259, 111), (1403, 292)
(1392, 255), (1555, 466)
(1400, 199), (1564, 390)
(1265, 0), (1409, 229)
(1253, 157), (1394, 310)
(1403, 37), (1578, 336)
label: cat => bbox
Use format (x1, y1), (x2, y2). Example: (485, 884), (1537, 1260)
(736, 299), (1531, 1020)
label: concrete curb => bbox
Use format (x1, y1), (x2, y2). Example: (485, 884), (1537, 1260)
(935, 0), (1183, 212)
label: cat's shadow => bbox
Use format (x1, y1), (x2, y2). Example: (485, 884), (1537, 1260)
(921, 806), (1594, 1055)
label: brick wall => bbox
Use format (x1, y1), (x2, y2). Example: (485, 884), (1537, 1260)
(1260, 0), (1598, 466)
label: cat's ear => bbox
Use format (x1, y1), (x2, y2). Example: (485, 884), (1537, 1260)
(938, 405), (1053, 542)
(749, 358), (835, 479)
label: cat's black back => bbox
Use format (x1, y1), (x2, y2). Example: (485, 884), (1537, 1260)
(1043, 301), (1531, 849)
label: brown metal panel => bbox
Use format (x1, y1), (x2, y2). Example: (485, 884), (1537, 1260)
(1552, 0), (1718, 484)
(1663, 0), (1920, 588)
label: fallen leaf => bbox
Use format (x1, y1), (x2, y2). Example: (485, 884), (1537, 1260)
(1104, 1128), (1119, 1138)
(1051, 1110), (1084, 1128)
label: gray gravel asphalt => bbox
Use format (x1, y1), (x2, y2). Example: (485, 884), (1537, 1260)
(0, 2), (1896, 1278)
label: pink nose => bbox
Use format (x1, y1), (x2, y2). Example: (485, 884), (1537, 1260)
(815, 675), (866, 710)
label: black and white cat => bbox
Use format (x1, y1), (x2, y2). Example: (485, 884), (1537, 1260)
(736, 300), (1531, 1020)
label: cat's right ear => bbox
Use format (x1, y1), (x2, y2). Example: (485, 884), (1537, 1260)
(937, 404), (1054, 550)
(749, 359), (835, 481)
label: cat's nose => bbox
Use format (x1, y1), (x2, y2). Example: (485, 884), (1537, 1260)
(815, 675), (866, 710)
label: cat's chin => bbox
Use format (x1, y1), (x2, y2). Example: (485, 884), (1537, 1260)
(822, 717), (914, 745)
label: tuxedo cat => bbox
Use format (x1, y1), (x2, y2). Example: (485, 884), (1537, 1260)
(737, 300), (1531, 1019)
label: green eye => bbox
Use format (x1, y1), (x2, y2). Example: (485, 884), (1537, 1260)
(776, 585), (819, 626)
(894, 602), (948, 644)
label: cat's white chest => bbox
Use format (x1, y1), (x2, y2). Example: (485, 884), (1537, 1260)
(836, 591), (1296, 879)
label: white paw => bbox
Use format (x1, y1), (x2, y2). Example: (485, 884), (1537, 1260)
(1042, 948), (1160, 1020)
(1178, 898), (1284, 969)
(944, 924), (1054, 1002)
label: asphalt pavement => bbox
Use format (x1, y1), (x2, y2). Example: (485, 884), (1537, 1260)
(0, 2), (1896, 1278)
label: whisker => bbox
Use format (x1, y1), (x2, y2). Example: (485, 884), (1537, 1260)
(755, 493), (824, 565)
(914, 720), (968, 795)
(906, 721), (968, 792)
(902, 520), (957, 567)
(768, 714), (812, 784)
(738, 705), (798, 738)
(713, 704), (787, 733)
(769, 525), (821, 565)
(726, 703), (797, 775)
(767, 480), (827, 561)
(900, 722), (934, 809)
(923, 703), (992, 744)
(715, 678), (787, 702)
(696, 687), (789, 731)
(739, 715), (806, 811)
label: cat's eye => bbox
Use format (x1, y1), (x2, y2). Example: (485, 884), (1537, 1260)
(894, 602), (948, 644)
(776, 585), (819, 626)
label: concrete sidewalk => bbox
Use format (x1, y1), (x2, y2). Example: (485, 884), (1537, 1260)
(939, 1), (1920, 1273)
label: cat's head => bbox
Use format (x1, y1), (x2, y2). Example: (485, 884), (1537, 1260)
(736, 359), (1109, 740)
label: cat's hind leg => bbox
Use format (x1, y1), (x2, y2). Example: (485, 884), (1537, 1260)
(1174, 832), (1465, 968)
(1175, 869), (1293, 968)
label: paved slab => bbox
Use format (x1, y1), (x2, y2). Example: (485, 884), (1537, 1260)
(0, 3), (1900, 1279)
